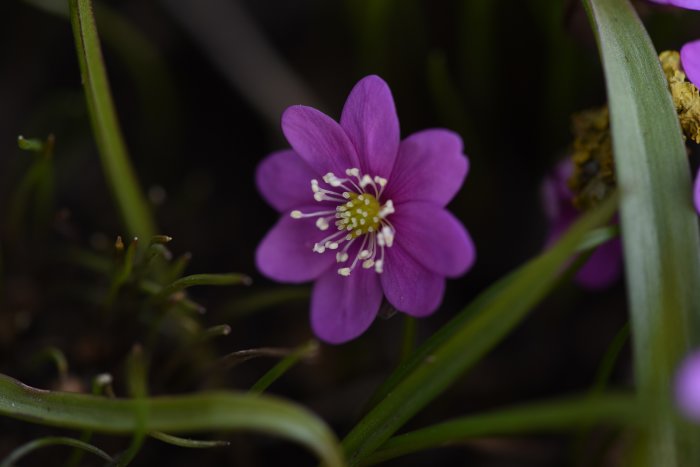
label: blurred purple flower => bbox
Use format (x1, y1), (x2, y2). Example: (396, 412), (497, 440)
(256, 75), (475, 344)
(675, 349), (700, 421)
(649, 0), (700, 85)
(541, 160), (622, 289)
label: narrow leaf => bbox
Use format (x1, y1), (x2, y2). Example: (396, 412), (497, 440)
(582, 0), (700, 463)
(362, 393), (640, 466)
(68, 0), (156, 239)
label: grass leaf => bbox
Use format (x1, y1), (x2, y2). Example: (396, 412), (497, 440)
(582, 0), (700, 463)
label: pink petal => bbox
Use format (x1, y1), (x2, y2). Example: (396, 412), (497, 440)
(392, 201), (476, 277)
(676, 349), (700, 422)
(340, 75), (400, 179)
(256, 150), (317, 212)
(650, 0), (700, 9)
(682, 39), (700, 88)
(310, 267), (382, 344)
(695, 167), (700, 214)
(282, 105), (361, 177)
(386, 129), (468, 206)
(256, 210), (335, 283)
(381, 242), (446, 317)
(575, 238), (623, 289)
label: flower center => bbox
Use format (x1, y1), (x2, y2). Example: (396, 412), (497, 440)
(337, 192), (382, 238)
(289, 168), (395, 277)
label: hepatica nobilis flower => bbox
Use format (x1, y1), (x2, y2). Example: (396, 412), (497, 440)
(541, 160), (622, 289)
(256, 75), (475, 344)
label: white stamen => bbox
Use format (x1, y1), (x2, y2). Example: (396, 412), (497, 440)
(313, 243), (326, 253)
(290, 210), (303, 219)
(336, 252), (349, 262)
(338, 267), (351, 276)
(359, 250), (371, 259)
(316, 218), (329, 230)
(379, 199), (395, 218)
(381, 226), (394, 247)
(362, 259), (375, 269)
(374, 259), (384, 273)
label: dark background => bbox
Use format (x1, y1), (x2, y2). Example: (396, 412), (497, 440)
(0, 0), (697, 465)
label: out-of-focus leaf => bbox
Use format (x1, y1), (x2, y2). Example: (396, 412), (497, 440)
(582, 0), (700, 464)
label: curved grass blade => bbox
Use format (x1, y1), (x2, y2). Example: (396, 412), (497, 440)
(342, 195), (617, 465)
(153, 273), (252, 302)
(582, 0), (700, 464)
(250, 340), (319, 394)
(149, 431), (230, 449)
(68, 0), (156, 239)
(0, 436), (113, 467)
(361, 393), (640, 466)
(0, 374), (344, 467)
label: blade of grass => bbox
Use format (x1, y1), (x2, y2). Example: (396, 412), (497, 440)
(582, 0), (700, 464)
(152, 273), (252, 302)
(0, 436), (113, 467)
(68, 0), (156, 239)
(342, 195), (618, 465)
(361, 393), (640, 466)
(0, 373), (344, 467)
(149, 431), (230, 449)
(250, 340), (319, 394)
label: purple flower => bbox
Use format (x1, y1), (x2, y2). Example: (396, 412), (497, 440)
(675, 349), (700, 421)
(649, 0), (700, 9)
(541, 160), (622, 289)
(649, 0), (700, 85)
(255, 76), (475, 344)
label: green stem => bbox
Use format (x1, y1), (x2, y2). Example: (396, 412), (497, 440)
(68, 0), (156, 239)
(399, 316), (416, 364)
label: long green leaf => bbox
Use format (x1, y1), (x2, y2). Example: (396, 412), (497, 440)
(361, 393), (640, 466)
(342, 195), (617, 465)
(582, 0), (700, 464)
(68, 0), (156, 239)
(0, 374), (344, 467)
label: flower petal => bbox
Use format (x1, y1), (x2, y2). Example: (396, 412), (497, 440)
(695, 167), (700, 214)
(381, 242), (445, 317)
(385, 129), (468, 206)
(682, 39), (700, 89)
(649, 0), (700, 10)
(282, 105), (361, 176)
(310, 267), (382, 344)
(256, 150), (317, 212)
(256, 210), (335, 283)
(391, 201), (476, 277)
(675, 349), (700, 422)
(575, 238), (623, 290)
(340, 75), (400, 179)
